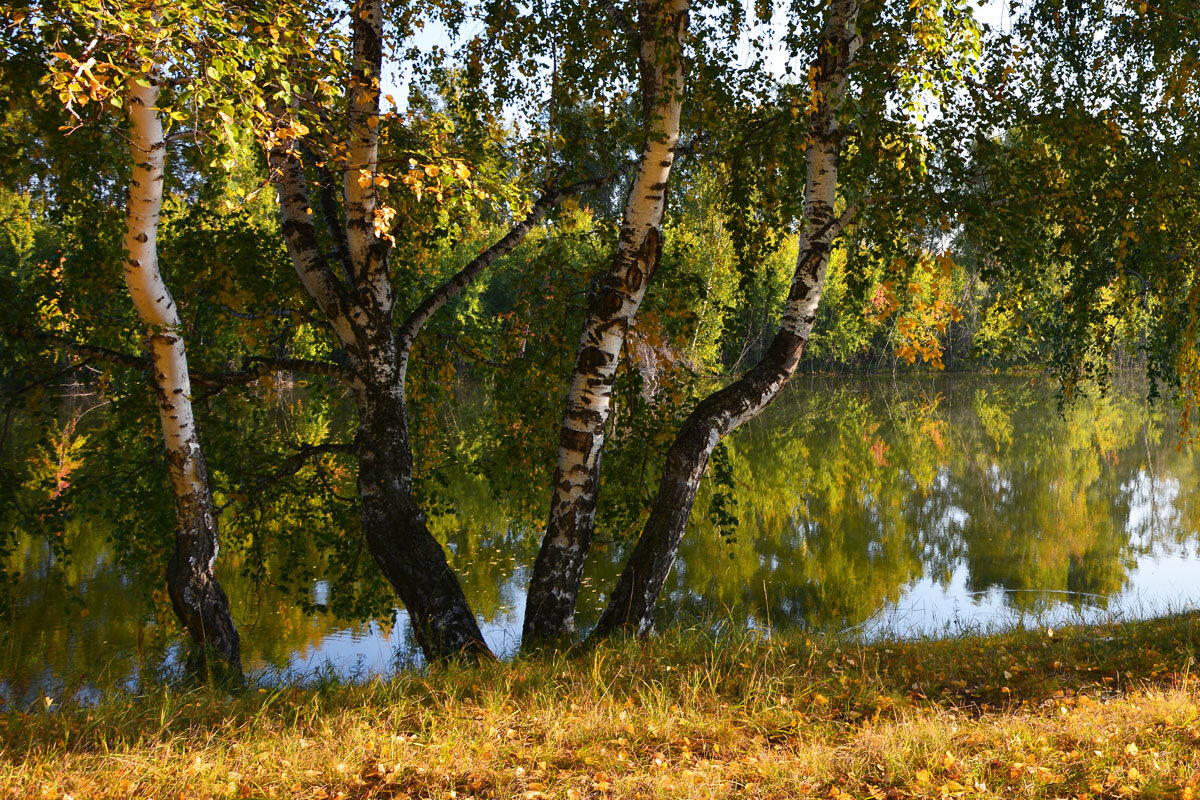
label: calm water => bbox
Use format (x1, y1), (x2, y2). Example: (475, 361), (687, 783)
(5, 374), (1200, 702)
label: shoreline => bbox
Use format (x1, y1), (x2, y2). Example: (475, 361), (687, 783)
(4, 611), (1199, 798)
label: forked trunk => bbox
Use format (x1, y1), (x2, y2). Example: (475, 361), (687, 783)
(591, 0), (862, 639)
(123, 73), (242, 683)
(270, 130), (494, 662)
(269, 31), (494, 656)
(268, 0), (617, 662)
(523, 0), (690, 648)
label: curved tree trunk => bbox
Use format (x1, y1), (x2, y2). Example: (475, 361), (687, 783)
(591, 0), (862, 639)
(123, 73), (242, 683)
(269, 116), (543, 661)
(523, 0), (690, 649)
(353, 369), (493, 659)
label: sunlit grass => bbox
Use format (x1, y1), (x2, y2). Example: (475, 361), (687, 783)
(3, 612), (1200, 798)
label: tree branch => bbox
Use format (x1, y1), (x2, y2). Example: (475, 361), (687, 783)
(1135, 0), (1198, 24)
(165, 128), (197, 143)
(267, 114), (363, 349)
(344, 0), (387, 291)
(2, 358), (97, 399)
(396, 170), (624, 354)
(435, 333), (505, 369)
(5, 326), (351, 393)
(830, 202), (861, 237)
(304, 142), (354, 282)
(220, 441), (356, 512)
(4, 326), (149, 371)
(595, 0), (636, 37)
(191, 356), (355, 392)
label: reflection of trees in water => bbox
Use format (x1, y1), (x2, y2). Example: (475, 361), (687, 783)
(951, 387), (1140, 610)
(4, 528), (152, 696)
(623, 377), (1200, 632)
(645, 380), (962, 632)
(3, 527), (377, 694)
(5, 375), (1200, 687)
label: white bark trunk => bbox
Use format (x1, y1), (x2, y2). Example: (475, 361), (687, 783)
(591, 0), (862, 638)
(344, 0), (389, 306)
(122, 73), (242, 680)
(780, 0), (860, 341)
(123, 74), (202, 500)
(263, 7), (496, 661)
(523, 0), (690, 646)
(268, 131), (364, 349)
(552, 0), (687, 520)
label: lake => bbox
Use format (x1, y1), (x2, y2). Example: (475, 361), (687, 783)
(5, 373), (1200, 702)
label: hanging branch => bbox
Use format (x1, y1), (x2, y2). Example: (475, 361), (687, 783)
(396, 170), (624, 355)
(4, 326), (353, 390)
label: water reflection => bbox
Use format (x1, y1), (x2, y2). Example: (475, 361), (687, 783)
(640, 377), (1200, 637)
(5, 375), (1200, 701)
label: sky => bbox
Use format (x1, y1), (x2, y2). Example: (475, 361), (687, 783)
(382, 0), (1015, 112)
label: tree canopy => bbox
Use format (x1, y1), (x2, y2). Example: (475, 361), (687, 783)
(0, 0), (1197, 672)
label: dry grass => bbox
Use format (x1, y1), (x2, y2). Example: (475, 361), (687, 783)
(4, 613), (1200, 799)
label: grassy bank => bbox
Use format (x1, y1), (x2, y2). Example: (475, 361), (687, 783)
(4, 613), (1200, 799)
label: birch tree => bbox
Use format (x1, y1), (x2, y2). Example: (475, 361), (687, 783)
(21, 3), (250, 681)
(588, 0), (984, 637)
(263, 0), (619, 661)
(119, 67), (242, 679)
(522, 0), (691, 647)
(7, 0), (322, 681)
(589, 0), (861, 636)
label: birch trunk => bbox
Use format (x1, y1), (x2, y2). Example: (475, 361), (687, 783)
(354, 181), (606, 657)
(344, 0), (390, 297)
(270, 132), (493, 663)
(269, 126), (492, 663)
(352, 366), (494, 658)
(265, 1), (614, 660)
(123, 74), (242, 683)
(523, 0), (690, 648)
(591, 0), (862, 639)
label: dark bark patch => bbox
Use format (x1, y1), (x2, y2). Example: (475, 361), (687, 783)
(599, 288), (624, 316)
(577, 345), (611, 373)
(626, 265), (644, 293)
(565, 406), (604, 427)
(639, 227), (662, 278)
(559, 426), (594, 454)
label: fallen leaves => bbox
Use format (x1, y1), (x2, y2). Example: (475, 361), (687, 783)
(10, 617), (1200, 799)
